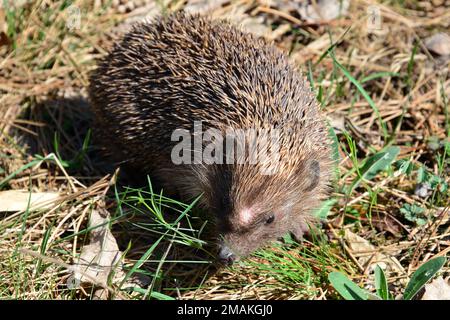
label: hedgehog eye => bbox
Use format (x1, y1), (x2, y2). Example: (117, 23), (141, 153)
(265, 215), (275, 225)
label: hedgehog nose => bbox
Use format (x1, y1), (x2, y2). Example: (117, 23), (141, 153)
(218, 246), (236, 265)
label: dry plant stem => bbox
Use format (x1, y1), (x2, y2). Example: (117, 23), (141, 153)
(256, 5), (352, 27)
(409, 207), (450, 272)
(73, 204), (91, 258)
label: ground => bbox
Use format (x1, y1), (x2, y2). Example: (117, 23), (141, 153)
(0, 0), (449, 300)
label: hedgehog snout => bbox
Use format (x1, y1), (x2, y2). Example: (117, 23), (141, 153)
(218, 244), (237, 265)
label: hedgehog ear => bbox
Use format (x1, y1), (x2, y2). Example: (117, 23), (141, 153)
(304, 159), (320, 192)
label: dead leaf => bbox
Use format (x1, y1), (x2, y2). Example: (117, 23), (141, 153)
(113, 1), (166, 36)
(415, 182), (432, 198)
(184, 0), (228, 14)
(425, 33), (450, 56)
(0, 190), (60, 212)
(343, 229), (404, 274)
(266, 0), (301, 13)
(422, 277), (450, 300)
(297, 0), (349, 23)
(72, 201), (150, 298)
(220, 5), (272, 38)
(327, 113), (346, 132)
(0, 31), (11, 47)
(372, 215), (403, 237)
(73, 205), (122, 288)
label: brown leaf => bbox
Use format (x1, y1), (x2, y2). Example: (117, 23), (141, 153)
(73, 205), (122, 288)
(72, 201), (150, 298)
(0, 31), (11, 47)
(220, 5), (272, 38)
(344, 229), (404, 274)
(422, 277), (450, 300)
(0, 190), (60, 212)
(184, 0), (228, 14)
(297, 0), (349, 22)
(425, 33), (450, 56)
(372, 215), (403, 237)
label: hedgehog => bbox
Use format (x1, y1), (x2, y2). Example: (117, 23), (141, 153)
(89, 12), (333, 265)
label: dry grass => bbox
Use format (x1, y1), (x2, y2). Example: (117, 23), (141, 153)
(0, 0), (449, 300)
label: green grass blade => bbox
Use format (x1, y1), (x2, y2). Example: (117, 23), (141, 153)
(406, 42), (418, 90)
(361, 72), (400, 84)
(403, 257), (446, 300)
(375, 265), (389, 300)
(328, 125), (341, 180)
(328, 272), (369, 300)
(119, 234), (167, 288)
(314, 25), (352, 68)
(129, 287), (175, 300)
(173, 195), (202, 226)
(367, 293), (383, 300)
(0, 159), (41, 189)
(313, 198), (336, 220)
(149, 291), (175, 300)
(307, 61), (315, 90)
(349, 146), (400, 193)
(331, 56), (388, 139)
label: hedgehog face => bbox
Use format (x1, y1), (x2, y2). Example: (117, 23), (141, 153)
(217, 204), (298, 265)
(211, 160), (326, 265)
